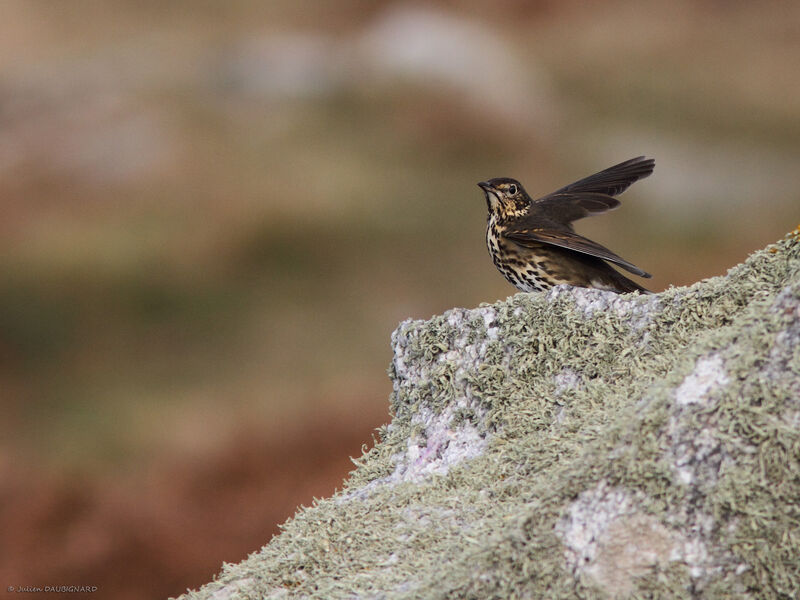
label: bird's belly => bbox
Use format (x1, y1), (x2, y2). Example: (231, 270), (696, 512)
(486, 228), (557, 292)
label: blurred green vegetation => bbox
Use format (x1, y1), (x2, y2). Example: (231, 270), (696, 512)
(0, 0), (798, 469)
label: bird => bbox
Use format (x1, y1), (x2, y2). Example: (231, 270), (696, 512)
(478, 156), (654, 294)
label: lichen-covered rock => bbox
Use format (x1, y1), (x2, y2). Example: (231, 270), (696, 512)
(178, 229), (800, 600)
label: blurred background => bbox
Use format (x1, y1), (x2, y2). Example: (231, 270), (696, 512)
(1, 1), (798, 598)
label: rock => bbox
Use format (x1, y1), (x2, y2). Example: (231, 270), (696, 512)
(178, 229), (800, 599)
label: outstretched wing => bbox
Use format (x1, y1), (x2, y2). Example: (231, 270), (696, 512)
(541, 156), (655, 199)
(503, 228), (652, 278)
(528, 192), (622, 223)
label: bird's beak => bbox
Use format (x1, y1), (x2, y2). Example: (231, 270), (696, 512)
(478, 181), (493, 193)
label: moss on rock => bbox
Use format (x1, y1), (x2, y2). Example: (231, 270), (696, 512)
(179, 228), (800, 600)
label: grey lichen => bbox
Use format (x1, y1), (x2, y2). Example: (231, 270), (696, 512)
(178, 228), (800, 600)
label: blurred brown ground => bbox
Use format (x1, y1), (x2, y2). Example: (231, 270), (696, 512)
(0, 405), (387, 599)
(0, 1), (798, 598)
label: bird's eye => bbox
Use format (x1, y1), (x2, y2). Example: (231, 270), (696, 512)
(508, 184), (517, 195)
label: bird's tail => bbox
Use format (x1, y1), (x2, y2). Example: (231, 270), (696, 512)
(611, 270), (653, 294)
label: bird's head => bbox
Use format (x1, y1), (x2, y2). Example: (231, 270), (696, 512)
(477, 178), (530, 219)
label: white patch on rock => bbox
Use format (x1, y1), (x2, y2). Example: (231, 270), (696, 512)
(358, 307), (500, 496)
(666, 354), (735, 487)
(552, 368), (582, 424)
(439, 307), (503, 373)
(557, 481), (729, 596)
(557, 483), (634, 567)
(481, 307), (500, 341)
(341, 404), (488, 503)
(546, 285), (660, 331)
(388, 404), (487, 484)
(670, 426), (727, 487)
(675, 354), (729, 406)
(207, 578), (256, 600)
(556, 482), (677, 596)
(553, 368), (581, 397)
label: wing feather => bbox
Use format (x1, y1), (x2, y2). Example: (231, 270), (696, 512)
(543, 156), (655, 198)
(504, 228), (652, 278)
(532, 192), (621, 222)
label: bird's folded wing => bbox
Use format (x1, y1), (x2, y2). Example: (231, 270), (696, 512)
(545, 156), (655, 198)
(503, 228), (652, 278)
